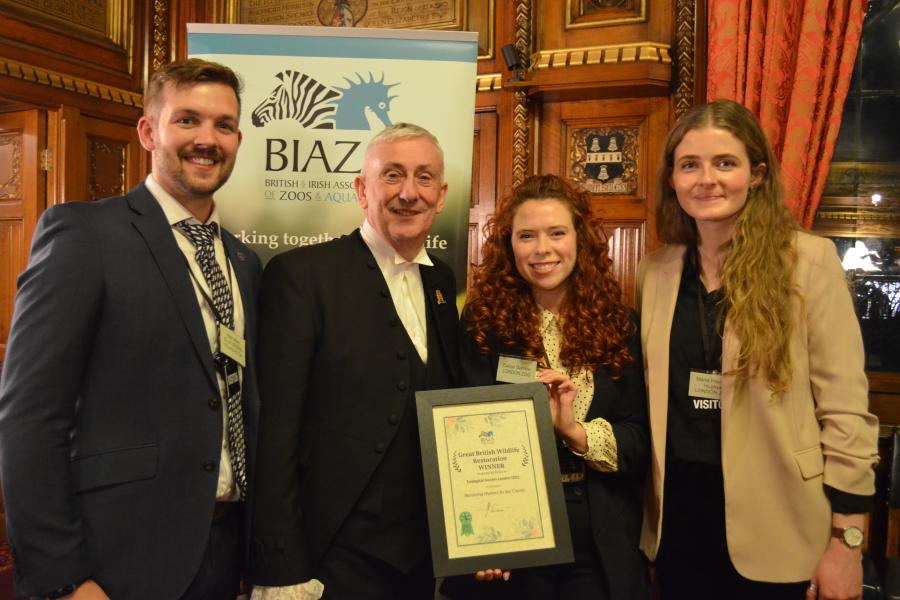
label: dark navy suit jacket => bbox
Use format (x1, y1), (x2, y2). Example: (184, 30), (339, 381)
(0, 183), (261, 599)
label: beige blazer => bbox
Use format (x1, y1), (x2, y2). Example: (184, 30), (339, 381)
(636, 231), (879, 582)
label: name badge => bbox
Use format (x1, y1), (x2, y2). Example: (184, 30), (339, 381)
(218, 324), (246, 367)
(496, 355), (538, 384)
(689, 370), (721, 400)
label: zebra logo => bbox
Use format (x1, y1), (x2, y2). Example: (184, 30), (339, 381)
(251, 70), (398, 131)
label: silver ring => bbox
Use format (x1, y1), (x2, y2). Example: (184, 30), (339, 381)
(808, 583), (818, 593)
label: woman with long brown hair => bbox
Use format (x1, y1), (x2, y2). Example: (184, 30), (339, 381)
(456, 174), (649, 599)
(638, 99), (879, 600)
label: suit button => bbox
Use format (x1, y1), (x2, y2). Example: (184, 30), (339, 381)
(388, 414), (400, 425)
(397, 350), (407, 360)
(572, 485), (584, 497)
(388, 317), (399, 327)
(208, 397), (220, 410)
(380, 289), (390, 298)
(374, 442), (386, 453)
(397, 380), (408, 391)
(367, 261), (377, 270)
(203, 460), (216, 473)
(276, 539), (286, 552)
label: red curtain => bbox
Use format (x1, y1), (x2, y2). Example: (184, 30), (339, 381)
(706, 0), (866, 229)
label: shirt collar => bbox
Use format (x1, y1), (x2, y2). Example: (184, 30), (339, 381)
(360, 219), (433, 269)
(146, 174), (222, 233)
(538, 305), (559, 333)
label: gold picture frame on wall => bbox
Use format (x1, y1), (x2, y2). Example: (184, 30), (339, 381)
(565, 0), (647, 29)
(217, 0), (494, 59)
(0, 0), (132, 53)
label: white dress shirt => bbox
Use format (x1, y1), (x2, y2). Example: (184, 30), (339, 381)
(360, 219), (431, 363)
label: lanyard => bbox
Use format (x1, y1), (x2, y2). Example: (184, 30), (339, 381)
(183, 244), (236, 328)
(693, 248), (721, 373)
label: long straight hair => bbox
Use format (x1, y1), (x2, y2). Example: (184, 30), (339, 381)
(656, 99), (798, 394)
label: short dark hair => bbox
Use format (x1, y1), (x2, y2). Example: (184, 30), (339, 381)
(144, 58), (243, 118)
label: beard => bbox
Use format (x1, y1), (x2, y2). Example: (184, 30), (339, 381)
(157, 145), (235, 199)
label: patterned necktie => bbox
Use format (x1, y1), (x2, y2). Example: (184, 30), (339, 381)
(176, 220), (248, 500)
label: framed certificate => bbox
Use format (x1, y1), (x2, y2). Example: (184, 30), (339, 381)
(415, 382), (574, 577)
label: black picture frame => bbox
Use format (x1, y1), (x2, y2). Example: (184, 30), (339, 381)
(415, 382), (574, 577)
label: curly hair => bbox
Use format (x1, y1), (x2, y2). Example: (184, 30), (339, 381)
(655, 99), (798, 394)
(464, 174), (634, 376)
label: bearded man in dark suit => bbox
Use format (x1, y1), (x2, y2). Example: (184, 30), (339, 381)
(0, 58), (260, 600)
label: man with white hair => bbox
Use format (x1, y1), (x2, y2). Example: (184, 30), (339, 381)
(251, 123), (461, 599)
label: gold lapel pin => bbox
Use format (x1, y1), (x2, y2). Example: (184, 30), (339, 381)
(435, 289), (446, 305)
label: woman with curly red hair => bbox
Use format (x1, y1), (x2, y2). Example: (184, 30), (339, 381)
(454, 174), (650, 599)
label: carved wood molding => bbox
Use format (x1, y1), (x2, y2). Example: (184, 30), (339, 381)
(513, 0), (532, 188)
(674, 0), (698, 118)
(152, 0), (170, 73)
(514, 0), (532, 60)
(89, 138), (128, 200)
(513, 89), (529, 187)
(815, 209), (900, 223)
(0, 57), (142, 107)
(476, 74), (502, 92)
(0, 133), (21, 201)
(533, 42), (671, 69)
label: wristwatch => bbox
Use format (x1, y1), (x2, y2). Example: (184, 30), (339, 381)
(832, 525), (864, 549)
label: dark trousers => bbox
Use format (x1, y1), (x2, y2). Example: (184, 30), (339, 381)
(179, 503), (242, 600)
(656, 461), (808, 600)
(316, 542), (435, 600)
(504, 482), (609, 600)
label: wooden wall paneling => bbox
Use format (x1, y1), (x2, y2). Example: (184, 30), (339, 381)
(521, 0), (674, 103)
(602, 220), (645, 308)
(170, 0), (217, 61)
(46, 105), (86, 207)
(870, 373), (900, 427)
(0, 62), (143, 125)
(0, 108), (46, 364)
(537, 0), (674, 50)
(538, 96), (669, 297)
(469, 105), (499, 292)
(82, 116), (143, 201)
(479, 0), (516, 77)
(0, 0), (145, 95)
(470, 0), (497, 62)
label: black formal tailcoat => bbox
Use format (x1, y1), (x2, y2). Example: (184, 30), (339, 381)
(0, 183), (261, 599)
(250, 229), (461, 585)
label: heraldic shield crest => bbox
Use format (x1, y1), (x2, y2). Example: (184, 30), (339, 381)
(569, 126), (639, 195)
(584, 133), (625, 182)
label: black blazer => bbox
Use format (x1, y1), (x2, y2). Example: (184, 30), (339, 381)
(250, 230), (461, 585)
(454, 310), (649, 599)
(0, 183), (261, 599)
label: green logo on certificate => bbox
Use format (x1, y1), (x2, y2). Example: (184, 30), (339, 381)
(460, 511), (474, 536)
